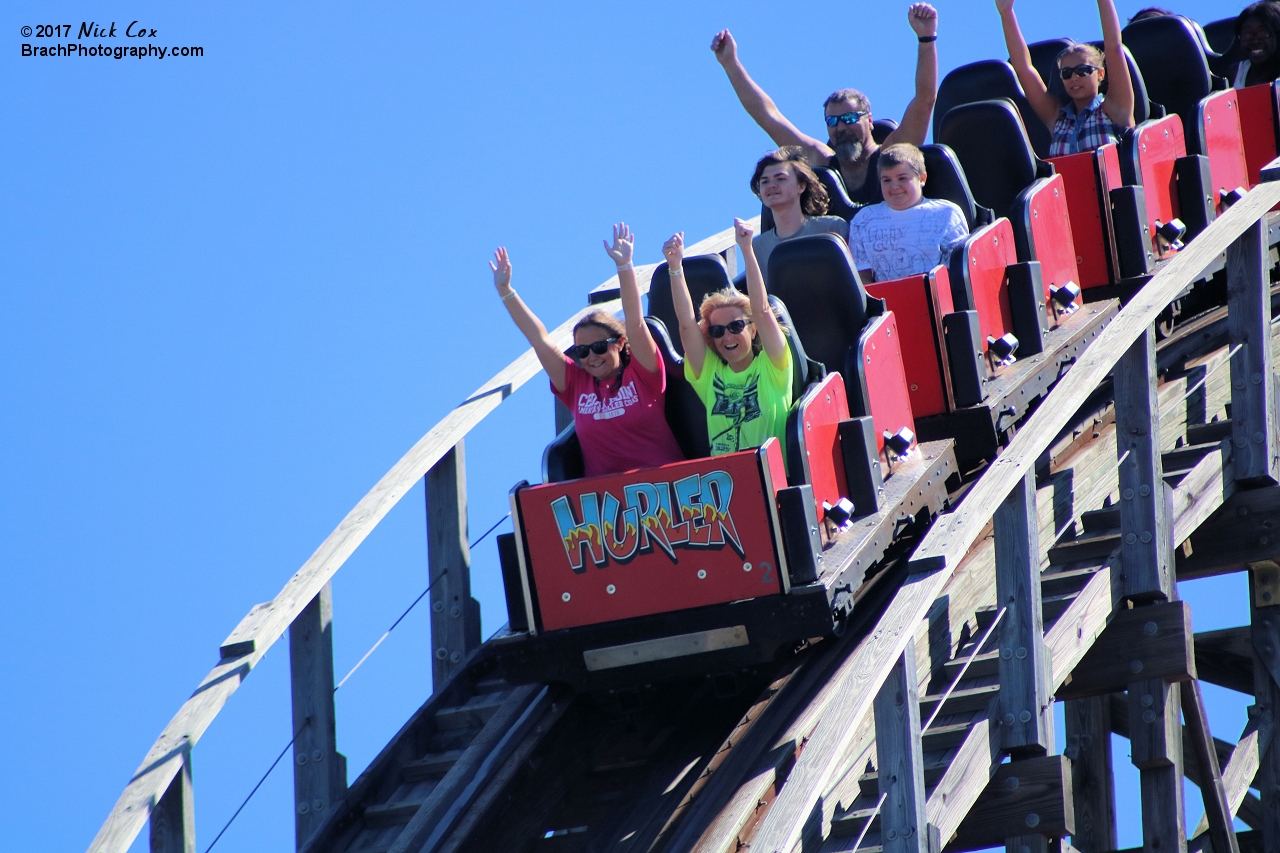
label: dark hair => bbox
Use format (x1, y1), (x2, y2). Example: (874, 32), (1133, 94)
(749, 148), (830, 217)
(1128, 7), (1172, 22)
(1237, 1), (1280, 37)
(572, 310), (630, 367)
(823, 88), (870, 113)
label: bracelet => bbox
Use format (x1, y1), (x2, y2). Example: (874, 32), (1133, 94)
(918, 34), (937, 43)
(669, 266), (684, 277)
(501, 290), (517, 302)
(616, 262), (633, 272)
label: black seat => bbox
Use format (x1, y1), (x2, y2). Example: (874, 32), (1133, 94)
(1027, 38), (1075, 110)
(1201, 17), (1236, 56)
(1123, 15), (1218, 123)
(765, 234), (869, 379)
(647, 254), (739, 356)
(936, 60), (1052, 158)
(872, 118), (898, 143)
(920, 143), (991, 230)
(939, 99), (1053, 220)
(760, 166), (859, 233)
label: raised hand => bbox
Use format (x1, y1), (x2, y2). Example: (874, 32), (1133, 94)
(662, 232), (685, 267)
(733, 218), (754, 247)
(710, 29), (738, 65)
(489, 247), (512, 294)
(994, 0), (1015, 13)
(908, 3), (939, 36)
(602, 222), (635, 266)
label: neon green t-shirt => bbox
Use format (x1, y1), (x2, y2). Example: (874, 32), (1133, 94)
(685, 347), (793, 457)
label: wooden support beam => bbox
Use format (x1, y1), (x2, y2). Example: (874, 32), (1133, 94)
(996, 472), (1053, 754)
(1128, 678), (1186, 852)
(1178, 486), (1280, 580)
(874, 640), (932, 853)
(289, 582), (346, 849)
(1226, 217), (1279, 485)
(1058, 601), (1196, 700)
(426, 442), (478, 690)
(1251, 570), (1280, 850)
(1182, 679), (1241, 853)
(1065, 697), (1117, 852)
(149, 749), (193, 853)
(1115, 328), (1174, 602)
(1195, 626), (1256, 694)
(946, 756), (1074, 853)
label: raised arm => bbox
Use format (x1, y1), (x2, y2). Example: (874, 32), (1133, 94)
(663, 233), (709, 378)
(884, 4), (940, 147)
(711, 29), (833, 163)
(602, 222), (659, 374)
(994, 0), (1061, 126)
(490, 247), (568, 392)
(734, 219), (788, 370)
(1097, 0), (1135, 127)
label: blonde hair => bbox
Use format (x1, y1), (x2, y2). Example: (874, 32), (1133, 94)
(697, 288), (788, 364)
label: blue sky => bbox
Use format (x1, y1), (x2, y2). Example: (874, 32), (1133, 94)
(1, 1), (1240, 850)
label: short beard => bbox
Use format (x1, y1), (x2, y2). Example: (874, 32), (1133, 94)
(834, 139), (864, 164)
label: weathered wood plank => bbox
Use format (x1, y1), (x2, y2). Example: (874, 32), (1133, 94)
(1191, 719), (1267, 839)
(427, 443), (476, 689)
(874, 642), (929, 853)
(945, 756), (1073, 852)
(289, 584), (345, 848)
(1046, 566), (1112, 691)
(996, 472), (1052, 754)
(1252, 583), (1280, 850)
(1058, 601), (1195, 700)
(1195, 626), (1255, 694)
(87, 220), (746, 853)
(1181, 679), (1241, 853)
(148, 750), (193, 853)
(911, 183), (1280, 575)
(1064, 696), (1117, 852)
(1178, 486), (1280, 580)
(1227, 217), (1279, 484)
(1129, 678), (1186, 852)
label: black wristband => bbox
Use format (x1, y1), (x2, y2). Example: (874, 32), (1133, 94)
(918, 34), (937, 43)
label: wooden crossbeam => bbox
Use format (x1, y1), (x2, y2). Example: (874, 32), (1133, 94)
(945, 756), (1073, 852)
(1058, 601), (1195, 700)
(1178, 486), (1280, 580)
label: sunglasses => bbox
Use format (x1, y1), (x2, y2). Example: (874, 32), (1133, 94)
(565, 337), (618, 359)
(709, 319), (750, 338)
(824, 110), (868, 127)
(1059, 64), (1100, 79)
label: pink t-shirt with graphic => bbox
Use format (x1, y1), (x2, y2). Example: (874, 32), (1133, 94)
(552, 350), (686, 478)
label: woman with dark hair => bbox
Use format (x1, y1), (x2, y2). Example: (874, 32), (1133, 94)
(995, 0), (1135, 156)
(489, 224), (684, 477)
(749, 147), (850, 276)
(1233, 2), (1280, 87)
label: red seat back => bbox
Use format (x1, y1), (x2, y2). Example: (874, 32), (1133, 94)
(790, 372), (850, 521)
(1196, 89), (1250, 211)
(950, 218), (1017, 359)
(1014, 173), (1081, 312)
(865, 267), (955, 418)
(1124, 115), (1187, 260)
(1236, 83), (1279, 188)
(1048, 145), (1123, 289)
(857, 312), (916, 461)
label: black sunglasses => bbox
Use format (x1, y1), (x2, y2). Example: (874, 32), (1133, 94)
(824, 110), (868, 127)
(1059, 64), (1100, 79)
(709, 319), (750, 338)
(565, 337), (619, 359)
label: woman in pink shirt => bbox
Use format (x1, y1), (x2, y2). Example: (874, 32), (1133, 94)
(489, 224), (686, 478)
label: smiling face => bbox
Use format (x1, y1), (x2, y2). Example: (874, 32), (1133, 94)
(757, 163), (804, 213)
(824, 98), (873, 163)
(1240, 16), (1278, 65)
(1058, 54), (1104, 106)
(572, 325), (624, 380)
(880, 163), (926, 211)
(707, 306), (756, 371)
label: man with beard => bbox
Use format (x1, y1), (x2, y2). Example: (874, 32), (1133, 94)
(711, 3), (939, 205)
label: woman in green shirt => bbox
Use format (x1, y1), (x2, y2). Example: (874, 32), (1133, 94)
(663, 219), (793, 457)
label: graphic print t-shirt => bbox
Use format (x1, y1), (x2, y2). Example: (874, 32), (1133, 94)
(553, 350), (685, 478)
(685, 347), (793, 457)
(848, 198), (968, 282)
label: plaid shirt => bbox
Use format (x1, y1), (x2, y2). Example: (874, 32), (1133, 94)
(1050, 95), (1121, 157)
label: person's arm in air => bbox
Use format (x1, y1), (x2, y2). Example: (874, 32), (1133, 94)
(711, 29), (834, 164)
(884, 4), (940, 147)
(490, 247), (568, 392)
(994, 0), (1062, 126)
(664, 233), (709, 379)
(602, 222), (660, 374)
(1097, 0), (1135, 127)
(735, 219), (789, 370)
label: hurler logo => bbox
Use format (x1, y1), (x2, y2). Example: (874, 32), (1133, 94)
(549, 471), (743, 572)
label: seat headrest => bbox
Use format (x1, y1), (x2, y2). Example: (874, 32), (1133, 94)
(939, 99), (1047, 220)
(766, 295), (822, 401)
(1200, 17), (1235, 56)
(642, 316), (710, 460)
(813, 166), (860, 221)
(1027, 38), (1076, 110)
(1122, 15), (1214, 121)
(872, 118), (898, 144)
(936, 59), (1052, 158)
(648, 254), (737, 356)
(765, 234), (869, 377)
(920, 143), (987, 231)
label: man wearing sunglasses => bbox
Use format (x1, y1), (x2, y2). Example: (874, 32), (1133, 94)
(711, 3), (939, 205)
